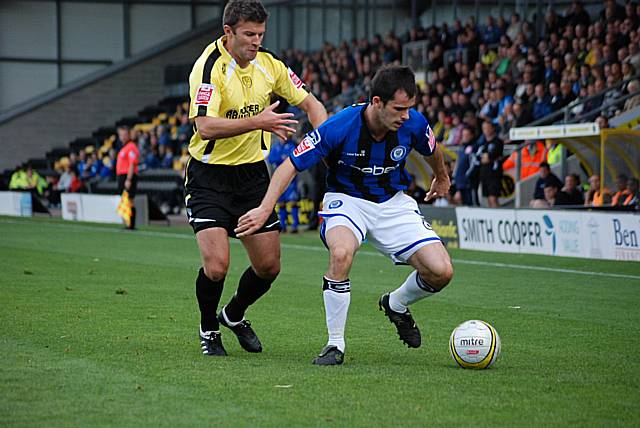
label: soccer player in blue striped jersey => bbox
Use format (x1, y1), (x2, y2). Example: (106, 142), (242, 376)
(236, 65), (454, 365)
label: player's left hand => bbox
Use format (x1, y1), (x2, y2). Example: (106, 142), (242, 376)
(425, 175), (451, 202)
(235, 205), (272, 237)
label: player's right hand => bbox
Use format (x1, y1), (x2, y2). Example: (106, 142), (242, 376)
(235, 205), (272, 237)
(257, 101), (298, 141)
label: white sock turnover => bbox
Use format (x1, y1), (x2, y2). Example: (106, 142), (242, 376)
(388, 270), (436, 313)
(323, 276), (350, 353)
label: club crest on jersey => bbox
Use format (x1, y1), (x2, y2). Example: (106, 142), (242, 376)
(293, 137), (315, 157)
(195, 84), (214, 106)
(288, 67), (304, 89)
(390, 146), (407, 161)
(328, 200), (343, 209)
(241, 76), (252, 88)
(426, 124), (436, 152)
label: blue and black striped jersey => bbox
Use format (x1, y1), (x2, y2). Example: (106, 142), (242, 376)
(289, 104), (436, 203)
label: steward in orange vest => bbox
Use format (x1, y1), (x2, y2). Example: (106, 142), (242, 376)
(502, 140), (547, 179)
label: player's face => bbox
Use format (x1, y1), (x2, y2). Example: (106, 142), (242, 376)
(374, 90), (415, 132)
(117, 128), (130, 143)
(224, 20), (266, 66)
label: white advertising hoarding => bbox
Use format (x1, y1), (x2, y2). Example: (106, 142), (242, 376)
(586, 212), (640, 261)
(61, 193), (121, 224)
(0, 191), (32, 217)
(456, 207), (639, 261)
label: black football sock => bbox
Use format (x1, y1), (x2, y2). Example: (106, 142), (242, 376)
(224, 267), (274, 322)
(129, 207), (136, 229)
(195, 267), (225, 332)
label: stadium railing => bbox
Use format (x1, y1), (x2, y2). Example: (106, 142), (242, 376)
(528, 72), (640, 127)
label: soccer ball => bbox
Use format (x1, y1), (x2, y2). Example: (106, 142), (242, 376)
(449, 320), (501, 369)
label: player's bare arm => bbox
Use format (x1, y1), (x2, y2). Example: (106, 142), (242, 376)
(235, 158), (298, 237)
(424, 144), (451, 201)
(195, 100), (298, 141)
(296, 93), (328, 128)
(125, 161), (134, 190)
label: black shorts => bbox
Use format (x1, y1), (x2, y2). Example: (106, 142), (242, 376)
(480, 174), (501, 197)
(184, 158), (280, 236)
(117, 174), (138, 199)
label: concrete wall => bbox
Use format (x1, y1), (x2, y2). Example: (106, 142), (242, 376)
(0, 0), (221, 111)
(0, 30), (217, 172)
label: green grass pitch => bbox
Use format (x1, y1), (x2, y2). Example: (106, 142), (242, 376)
(1, 216), (639, 427)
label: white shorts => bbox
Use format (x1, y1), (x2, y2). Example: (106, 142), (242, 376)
(318, 191), (442, 264)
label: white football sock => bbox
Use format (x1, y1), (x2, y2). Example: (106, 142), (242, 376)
(388, 270), (436, 313)
(323, 276), (351, 353)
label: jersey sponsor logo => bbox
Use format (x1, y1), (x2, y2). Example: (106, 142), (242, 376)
(328, 200), (343, 209)
(293, 137), (315, 157)
(344, 150), (366, 157)
(195, 83), (215, 106)
(225, 104), (261, 119)
(287, 67), (304, 89)
(338, 160), (399, 176)
(426, 124), (436, 152)
(390, 146), (407, 161)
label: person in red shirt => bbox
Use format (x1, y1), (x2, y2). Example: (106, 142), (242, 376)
(69, 170), (85, 193)
(115, 125), (140, 229)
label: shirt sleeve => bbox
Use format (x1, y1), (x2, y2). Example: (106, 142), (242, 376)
(270, 57), (309, 107)
(289, 122), (338, 172)
(412, 114), (437, 157)
(188, 57), (222, 119)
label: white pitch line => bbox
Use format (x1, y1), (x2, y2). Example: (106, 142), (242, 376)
(449, 259), (640, 280)
(2, 218), (639, 281)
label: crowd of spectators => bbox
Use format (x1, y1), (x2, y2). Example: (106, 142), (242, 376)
(8, 103), (192, 208)
(280, 0), (639, 207)
(284, 0), (639, 144)
(10, 1), (640, 211)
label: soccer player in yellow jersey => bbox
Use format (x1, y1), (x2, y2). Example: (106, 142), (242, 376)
(185, 0), (327, 356)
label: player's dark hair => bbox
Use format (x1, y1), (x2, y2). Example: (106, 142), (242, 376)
(369, 65), (417, 104)
(223, 0), (268, 29)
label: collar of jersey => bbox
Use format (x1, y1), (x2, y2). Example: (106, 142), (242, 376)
(216, 36), (272, 83)
(359, 103), (394, 144)
(216, 36), (233, 59)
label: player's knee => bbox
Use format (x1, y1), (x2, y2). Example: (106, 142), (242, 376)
(418, 259), (453, 290)
(203, 262), (228, 282)
(330, 246), (355, 269)
(253, 260), (280, 280)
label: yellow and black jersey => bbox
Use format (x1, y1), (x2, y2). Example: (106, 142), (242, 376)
(188, 36), (309, 165)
